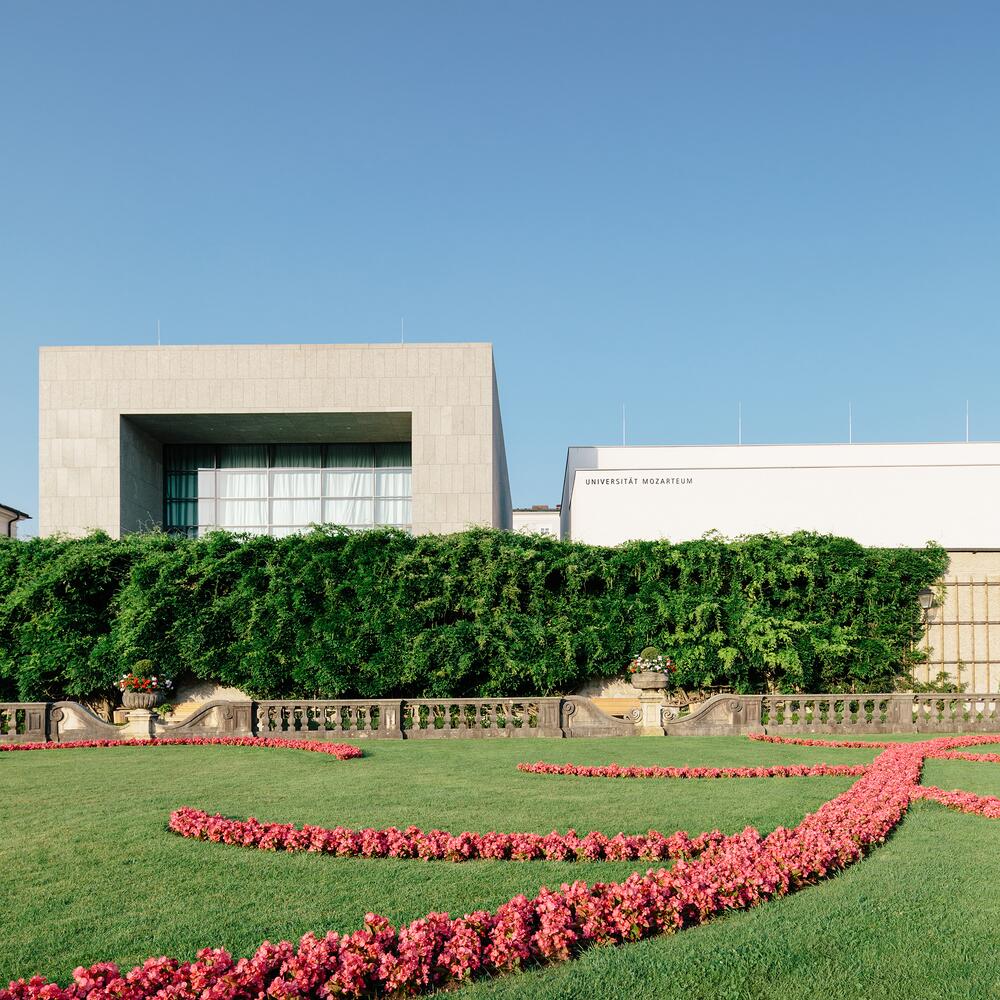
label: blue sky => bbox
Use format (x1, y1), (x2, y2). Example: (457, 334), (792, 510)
(3, 1), (1000, 533)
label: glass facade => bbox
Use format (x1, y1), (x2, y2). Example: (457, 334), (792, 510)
(164, 443), (412, 537)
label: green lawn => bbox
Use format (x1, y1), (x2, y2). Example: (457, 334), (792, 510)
(1, 736), (998, 999)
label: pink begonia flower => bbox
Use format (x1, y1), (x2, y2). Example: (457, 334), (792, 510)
(0, 736), (362, 758)
(515, 760), (868, 780)
(8, 734), (1000, 998)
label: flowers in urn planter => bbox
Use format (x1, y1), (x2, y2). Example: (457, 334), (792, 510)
(118, 660), (173, 694)
(627, 646), (675, 675)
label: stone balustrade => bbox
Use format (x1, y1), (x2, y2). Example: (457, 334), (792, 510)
(665, 692), (1000, 735)
(0, 702), (47, 743)
(3, 692), (1000, 743)
(255, 700), (402, 739)
(401, 698), (563, 738)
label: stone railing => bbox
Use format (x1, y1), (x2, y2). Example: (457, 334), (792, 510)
(255, 700), (402, 740)
(664, 693), (1000, 736)
(899, 693), (1000, 733)
(401, 698), (561, 738)
(0, 702), (47, 743)
(0, 696), (635, 742)
(3, 693), (999, 743)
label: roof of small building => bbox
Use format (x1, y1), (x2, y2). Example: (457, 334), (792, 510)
(0, 503), (31, 521)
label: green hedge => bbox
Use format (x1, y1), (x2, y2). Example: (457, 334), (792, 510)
(0, 528), (947, 702)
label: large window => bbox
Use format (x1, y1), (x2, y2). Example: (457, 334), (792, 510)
(164, 443), (412, 537)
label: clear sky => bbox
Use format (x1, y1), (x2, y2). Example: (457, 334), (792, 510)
(3, 2), (1000, 534)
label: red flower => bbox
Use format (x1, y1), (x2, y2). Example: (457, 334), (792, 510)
(8, 733), (1000, 998)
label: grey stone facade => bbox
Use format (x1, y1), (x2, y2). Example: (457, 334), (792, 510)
(39, 342), (511, 537)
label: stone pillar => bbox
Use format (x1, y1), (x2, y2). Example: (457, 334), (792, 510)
(638, 691), (666, 736)
(743, 696), (764, 734)
(537, 698), (564, 737)
(888, 694), (914, 732)
(219, 701), (253, 736)
(120, 708), (157, 739)
(377, 700), (405, 739)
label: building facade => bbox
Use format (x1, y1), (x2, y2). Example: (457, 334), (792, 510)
(561, 442), (1000, 548)
(39, 342), (511, 538)
(0, 503), (31, 538)
(561, 441), (1000, 692)
(512, 505), (561, 539)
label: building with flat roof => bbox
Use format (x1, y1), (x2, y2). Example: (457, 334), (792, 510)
(39, 342), (511, 538)
(512, 505), (561, 539)
(561, 441), (1000, 548)
(561, 441), (1000, 692)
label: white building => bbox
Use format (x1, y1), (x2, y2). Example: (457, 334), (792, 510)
(561, 441), (1000, 548)
(512, 505), (561, 539)
(561, 441), (1000, 693)
(0, 503), (31, 539)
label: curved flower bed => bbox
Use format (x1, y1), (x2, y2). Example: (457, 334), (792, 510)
(6, 734), (1000, 999)
(911, 784), (1000, 818)
(516, 761), (867, 779)
(927, 749), (1000, 764)
(748, 733), (892, 748)
(0, 736), (363, 759)
(169, 807), (727, 863)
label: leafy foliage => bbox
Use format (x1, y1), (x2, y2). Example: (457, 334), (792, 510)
(0, 528), (947, 701)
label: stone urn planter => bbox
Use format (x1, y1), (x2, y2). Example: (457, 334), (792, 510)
(122, 690), (164, 711)
(630, 671), (669, 692)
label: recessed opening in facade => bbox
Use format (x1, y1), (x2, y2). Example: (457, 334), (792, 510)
(121, 411), (413, 536)
(164, 442), (412, 537)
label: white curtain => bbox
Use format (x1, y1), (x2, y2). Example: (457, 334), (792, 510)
(218, 471), (267, 498)
(219, 499), (267, 527)
(323, 471), (374, 498)
(196, 499), (216, 526)
(195, 456), (410, 533)
(375, 498), (411, 525)
(197, 470), (216, 498)
(325, 498), (374, 526)
(375, 470), (411, 497)
(272, 498), (322, 525)
(272, 471), (321, 498)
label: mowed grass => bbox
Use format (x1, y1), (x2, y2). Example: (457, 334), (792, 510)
(1, 735), (999, 999)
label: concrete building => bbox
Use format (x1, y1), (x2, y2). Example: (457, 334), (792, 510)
(39, 342), (511, 538)
(0, 503), (31, 538)
(512, 505), (561, 539)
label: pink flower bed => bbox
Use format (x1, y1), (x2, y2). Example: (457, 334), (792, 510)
(7, 733), (1000, 999)
(517, 761), (867, 779)
(0, 736), (363, 759)
(748, 733), (891, 748)
(927, 750), (1000, 764)
(911, 784), (1000, 818)
(168, 806), (727, 863)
